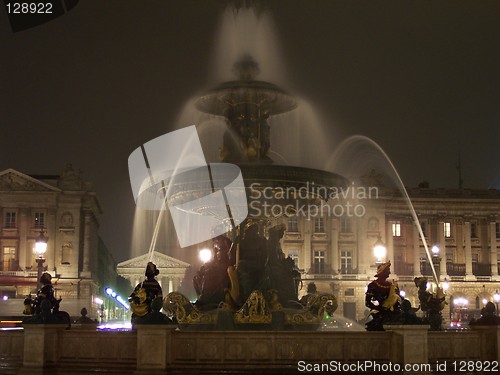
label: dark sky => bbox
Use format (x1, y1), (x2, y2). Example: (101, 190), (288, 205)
(1, 0), (499, 263)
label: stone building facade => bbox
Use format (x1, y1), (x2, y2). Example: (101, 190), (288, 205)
(0, 166), (117, 319)
(276, 182), (500, 326)
(117, 252), (190, 294)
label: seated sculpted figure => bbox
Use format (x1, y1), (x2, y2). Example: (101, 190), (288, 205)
(414, 276), (446, 330)
(129, 262), (163, 321)
(193, 237), (232, 308)
(365, 261), (402, 331)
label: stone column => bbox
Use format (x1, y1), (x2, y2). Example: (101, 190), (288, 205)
(438, 218), (448, 279)
(386, 219), (395, 275)
(47, 209), (56, 272)
(81, 211), (91, 278)
(168, 279), (173, 293)
(303, 220), (312, 273)
(19, 208), (28, 270)
(18, 324), (67, 375)
(489, 218), (498, 278)
(413, 225), (421, 277)
(464, 219), (475, 281)
(330, 218), (339, 275)
(385, 325), (430, 366)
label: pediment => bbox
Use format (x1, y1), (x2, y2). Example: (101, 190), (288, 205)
(117, 252), (190, 270)
(0, 169), (60, 192)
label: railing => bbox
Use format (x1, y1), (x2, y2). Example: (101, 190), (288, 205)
(447, 263), (465, 276)
(394, 262), (413, 275)
(473, 263), (491, 276)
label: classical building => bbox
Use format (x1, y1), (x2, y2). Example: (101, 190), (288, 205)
(276, 180), (500, 326)
(0, 166), (119, 319)
(116, 252), (190, 295)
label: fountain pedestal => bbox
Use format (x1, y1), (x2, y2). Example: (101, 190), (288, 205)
(18, 324), (67, 375)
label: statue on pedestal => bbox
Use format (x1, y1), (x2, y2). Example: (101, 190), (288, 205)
(129, 262), (163, 323)
(365, 261), (402, 331)
(414, 277), (446, 330)
(23, 272), (71, 328)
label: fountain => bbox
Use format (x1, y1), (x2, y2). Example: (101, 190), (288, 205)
(161, 53), (346, 330)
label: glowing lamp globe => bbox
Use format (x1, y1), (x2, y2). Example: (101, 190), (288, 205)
(199, 248), (212, 263)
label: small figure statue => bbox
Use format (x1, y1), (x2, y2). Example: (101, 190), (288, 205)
(193, 240), (231, 308)
(34, 272), (58, 314)
(76, 308), (96, 324)
(129, 262), (163, 322)
(469, 302), (500, 326)
(398, 299), (424, 325)
(299, 282), (318, 306)
(237, 223), (268, 303)
(365, 261), (402, 331)
(414, 277), (446, 330)
(23, 272), (71, 328)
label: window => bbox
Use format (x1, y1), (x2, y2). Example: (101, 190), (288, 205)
(344, 288), (355, 296)
(446, 252), (453, 264)
(340, 217), (352, 233)
(314, 217), (324, 233)
(471, 223), (477, 238)
(444, 222), (452, 238)
(34, 212), (45, 228)
(288, 217), (298, 232)
(496, 222), (500, 239)
(313, 250), (325, 274)
(4, 211), (16, 228)
(2, 247), (16, 271)
(472, 253), (479, 266)
(392, 222), (401, 237)
(287, 249), (299, 267)
(340, 251), (352, 274)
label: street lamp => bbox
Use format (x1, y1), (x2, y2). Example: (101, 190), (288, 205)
(34, 228), (48, 290)
(373, 237), (387, 264)
(494, 290), (500, 317)
(442, 278), (449, 292)
(199, 248), (212, 263)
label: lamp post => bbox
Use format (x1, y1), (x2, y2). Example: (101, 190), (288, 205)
(34, 228), (48, 290)
(494, 290), (500, 317)
(373, 237), (387, 265)
(431, 245), (440, 277)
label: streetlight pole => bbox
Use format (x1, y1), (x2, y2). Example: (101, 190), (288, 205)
(34, 228), (48, 290)
(494, 290), (500, 317)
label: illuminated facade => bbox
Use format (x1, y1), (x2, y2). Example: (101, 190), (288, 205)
(279, 181), (500, 326)
(0, 166), (118, 319)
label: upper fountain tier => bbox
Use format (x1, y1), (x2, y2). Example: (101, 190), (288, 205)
(195, 55), (297, 163)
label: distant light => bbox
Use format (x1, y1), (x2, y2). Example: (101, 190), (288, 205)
(482, 298), (488, 305)
(94, 297), (104, 305)
(431, 245), (440, 255)
(199, 248), (212, 263)
(105, 288), (113, 295)
(2, 296), (8, 301)
(111, 292), (117, 298)
(442, 279), (449, 291)
(325, 314), (330, 320)
(400, 290), (406, 298)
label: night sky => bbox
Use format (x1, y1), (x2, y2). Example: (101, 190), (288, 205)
(1, 0), (499, 263)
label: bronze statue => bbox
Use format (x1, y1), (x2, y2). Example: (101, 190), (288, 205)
(23, 272), (71, 328)
(129, 262), (163, 322)
(414, 277), (446, 330)
(193, 237), (232, 308)
(469, 301), (500, 326)
(365, 261), (402, 331)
